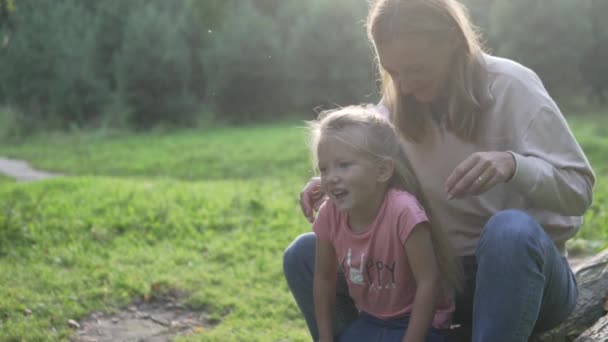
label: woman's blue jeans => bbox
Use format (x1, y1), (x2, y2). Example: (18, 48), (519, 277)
(283, 210), (578, 342)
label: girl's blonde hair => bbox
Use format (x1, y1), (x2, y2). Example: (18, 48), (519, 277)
(367, 0), (485, 142)
(308, 105), (462, 292)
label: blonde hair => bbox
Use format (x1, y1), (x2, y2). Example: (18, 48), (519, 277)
(367, 0), (485, 142)
(308, 105), (462, 292)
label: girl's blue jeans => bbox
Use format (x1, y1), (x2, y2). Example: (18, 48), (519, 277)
(336, 312), (450, 342)
(283, 210), (578, 342)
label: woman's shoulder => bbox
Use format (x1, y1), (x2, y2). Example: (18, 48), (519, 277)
(481, 53), (554, 115)
(483, 53), (544, 91)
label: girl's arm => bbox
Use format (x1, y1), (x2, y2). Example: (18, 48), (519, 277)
(402, 223), (441, 342)
(314, 238), (339, 342)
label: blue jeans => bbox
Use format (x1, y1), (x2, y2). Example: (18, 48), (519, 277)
(283, 210), (578, 342)
(337, 312), (451, 342)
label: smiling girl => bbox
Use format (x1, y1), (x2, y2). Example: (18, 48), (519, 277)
(309, 106), (461, 342)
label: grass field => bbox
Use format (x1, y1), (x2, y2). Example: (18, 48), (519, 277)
(0, 174), (14, 185)
(0, 114), (606, 341)
(0, 124), (312, 181)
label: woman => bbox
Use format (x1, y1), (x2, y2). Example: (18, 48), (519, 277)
(283, 0), (595, 341)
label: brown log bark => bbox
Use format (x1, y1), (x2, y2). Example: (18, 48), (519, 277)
(572, 313), (608, 342)
(535, 249), (608, 342)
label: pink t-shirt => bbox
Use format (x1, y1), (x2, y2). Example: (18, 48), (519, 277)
(313, 188), (454, 329)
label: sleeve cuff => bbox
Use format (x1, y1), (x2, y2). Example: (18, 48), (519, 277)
(506, 151), (540, 195)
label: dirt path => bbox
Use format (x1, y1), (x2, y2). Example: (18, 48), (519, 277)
(71, 298), (211, 342)
(0, 157), (63, 181)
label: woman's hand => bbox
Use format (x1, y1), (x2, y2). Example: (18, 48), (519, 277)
(445, 151), (516, 199)
(299, 177), (326, 223)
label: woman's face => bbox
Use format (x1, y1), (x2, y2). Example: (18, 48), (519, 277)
(376, 34), (457, 103)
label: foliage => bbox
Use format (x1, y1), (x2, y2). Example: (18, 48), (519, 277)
(579, 0), (608, 104)
(114, 0), (204, 127)
(0, 0), (608, 131)
(0, 0), (15, 28)
(0, 105), (25, 141)
(487, 0), (592, 92)
(0, 0), (109, 129)
(280, 0), (376, 110)
(202, 1), (284, 122)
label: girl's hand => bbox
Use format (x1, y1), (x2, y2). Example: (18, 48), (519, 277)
(299, 177), (326, 223)
(444, 151), (516, 200)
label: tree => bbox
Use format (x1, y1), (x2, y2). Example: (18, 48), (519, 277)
(489, 0), (592, 92)
(0, 0), (108, 128)
(202, 0), (284, 121)
(280, 0), (376, 111)
(580, 0), (608, 104)
(113, 0), (203, 127)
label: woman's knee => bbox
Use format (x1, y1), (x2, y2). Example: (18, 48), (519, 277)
(477, 210), (543, 257)
(283, 232), (317, 274)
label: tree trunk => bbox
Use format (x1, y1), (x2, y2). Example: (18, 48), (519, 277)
(535, 249), (608, 342)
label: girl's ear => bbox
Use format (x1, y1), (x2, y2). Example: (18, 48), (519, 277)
(376, 158), (395, 183)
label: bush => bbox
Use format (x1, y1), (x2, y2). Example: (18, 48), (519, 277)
(280, 0), (376, 111)
(113, 1), (204, 128)
(0, 105), (25, 141)
(488, 0), (592, 92)
(202, 1), (285, 122)
(0, 0), (109, 128)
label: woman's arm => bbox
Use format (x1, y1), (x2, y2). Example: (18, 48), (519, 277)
(507, 106), (595, 216)
(300, 177), (326, 223)
(402, 223), (440, 342)
(314, 238), (338, 342)
(444, 106), (594, 216)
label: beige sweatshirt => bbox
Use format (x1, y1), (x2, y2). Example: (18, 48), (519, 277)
(378, 54), (595, 256)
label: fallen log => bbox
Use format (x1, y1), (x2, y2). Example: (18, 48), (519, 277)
(573, 313), (608, 342)
(536, 249), (608, 342)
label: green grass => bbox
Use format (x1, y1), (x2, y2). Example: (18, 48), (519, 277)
(567, 115), (608, 175)
(0, 115), (607, 340)
(0, 177), (311, 341)
(0, 122), (317, 341)
(562, 114), (608, 249)
(0, 174), (14, 185)
(0, 123), (313, 181)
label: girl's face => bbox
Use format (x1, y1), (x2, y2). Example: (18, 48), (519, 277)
(317, 136), (387, 225)
(376, 33), (457, 103)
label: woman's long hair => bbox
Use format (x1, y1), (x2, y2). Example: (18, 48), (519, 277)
(308, 106), (463, 292)
(367, 0), (486, 143)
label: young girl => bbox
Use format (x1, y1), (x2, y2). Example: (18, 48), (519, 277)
(309, 106), (461, 342)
